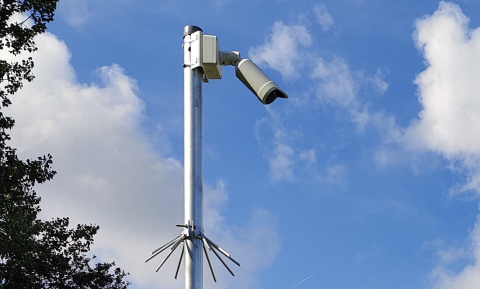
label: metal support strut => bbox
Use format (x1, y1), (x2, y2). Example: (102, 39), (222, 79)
(145, 225), (240, 282)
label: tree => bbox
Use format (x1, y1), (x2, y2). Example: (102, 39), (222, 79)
(0, 1), (130, 287)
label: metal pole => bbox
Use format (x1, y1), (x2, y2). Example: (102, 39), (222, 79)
(183, 25), (204, 289)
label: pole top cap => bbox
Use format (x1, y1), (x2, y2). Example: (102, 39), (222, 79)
(183, 26), (203, 37)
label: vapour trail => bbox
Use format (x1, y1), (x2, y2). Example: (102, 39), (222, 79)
(289, 273), (315, 289)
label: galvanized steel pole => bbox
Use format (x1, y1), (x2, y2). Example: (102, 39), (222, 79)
(183, 25), (204, 289)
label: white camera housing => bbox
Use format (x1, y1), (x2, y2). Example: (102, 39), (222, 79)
(235, 59), (288, 105)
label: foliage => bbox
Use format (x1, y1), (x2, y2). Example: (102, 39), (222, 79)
(0, 1), (130, 288)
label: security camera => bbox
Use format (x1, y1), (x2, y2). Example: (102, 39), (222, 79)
(192, 31), (288, 105)
(235, 59), (288, 105)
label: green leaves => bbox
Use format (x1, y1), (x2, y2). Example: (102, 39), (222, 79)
(0, 0), (57, 54)
(0, 1), (130, 288)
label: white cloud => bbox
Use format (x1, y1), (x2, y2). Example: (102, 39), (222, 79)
(3, 32), (279, 288)
(313, 4), (335, 31)
(368, 69), (389, 94)
(248, 17), (391, 135)
(254, 108), (300, 182)
(254, 108), (346, 184)
(408, 1), (480, 160)
(404, 1), (480, 194)
(402, 2), (480, 289)
(428, 213), (480, 289)
(423, 239), (470, 267)
(311, 57), (357, 107)
(249, 21), (312, 79)
(249, 19), (392, 183)
(318, 164), (346, 185)
(203, 208), (280, 289)
(355, 244), (384, 264)
(57, 0), (94, 29)
(311, 56), (392, 132)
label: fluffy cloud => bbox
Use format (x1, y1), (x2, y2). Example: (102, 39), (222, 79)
(403, 2), (480, 288)
(249, 21), (312, 79)
(310, 57), (371, 128)
(428, 212), (480, 289)
(248, 17), (391, 133)
(254, 107), (345, 184)
(3, 32), (279, 288)
(313, 4), (335, 32)
(249, 19), (391, 182)
(254, 108), (306, 182)
(310, 56), (394, 134)
(57, 0), (94, 29)
(408, 1), (480, 161)
(404, 1), (480, 195)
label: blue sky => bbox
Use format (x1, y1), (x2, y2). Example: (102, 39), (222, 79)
(4, 0), (480, 288)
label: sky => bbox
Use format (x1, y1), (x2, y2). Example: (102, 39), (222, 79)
(4, 0), (480, 288)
